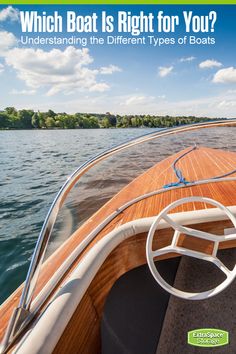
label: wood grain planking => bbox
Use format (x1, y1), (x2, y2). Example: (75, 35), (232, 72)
(53, 291), (101, 354)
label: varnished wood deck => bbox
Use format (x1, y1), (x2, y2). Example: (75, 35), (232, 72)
(1, 146), (236, 349)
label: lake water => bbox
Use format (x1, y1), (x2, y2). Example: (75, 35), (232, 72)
(0, 128), (151, 304)
(1, 126), (236, 305)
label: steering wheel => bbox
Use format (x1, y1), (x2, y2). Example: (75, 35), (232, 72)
(146, 196), (236, 300)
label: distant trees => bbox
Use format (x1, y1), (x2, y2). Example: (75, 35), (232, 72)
(0, 112), (9, 128)
(31, 112), (40, 128)
(0, 107), (215, 130)
(5, 107), (17, 116)
(0, 108), (34, 129)
(18, 109), (34, 129)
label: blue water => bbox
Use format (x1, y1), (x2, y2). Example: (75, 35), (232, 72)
(0, 128), (150, 304)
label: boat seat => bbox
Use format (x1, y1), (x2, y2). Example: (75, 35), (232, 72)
(101, 257), (180, 354)
(156, 248), (236, 354)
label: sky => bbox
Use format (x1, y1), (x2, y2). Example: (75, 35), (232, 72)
(0, 5), (236, 117)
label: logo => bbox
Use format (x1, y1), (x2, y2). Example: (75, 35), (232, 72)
(187, 328), (229, 348)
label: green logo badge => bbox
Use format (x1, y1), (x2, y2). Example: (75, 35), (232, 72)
(188, 328), (229, 347)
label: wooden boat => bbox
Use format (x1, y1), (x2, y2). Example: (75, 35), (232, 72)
(1, 120), (236, 353)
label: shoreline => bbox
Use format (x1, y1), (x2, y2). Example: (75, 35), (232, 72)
(0, 108), (218, 130)
(0, 119), (225, 131)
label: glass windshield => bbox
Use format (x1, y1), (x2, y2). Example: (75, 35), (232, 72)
(42, 122), (236, 266)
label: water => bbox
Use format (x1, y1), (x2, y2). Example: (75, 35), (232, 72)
(0, 128), (150, 304)
(1, 126), (236, 305)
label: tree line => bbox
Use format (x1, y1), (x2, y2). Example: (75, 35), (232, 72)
(0, 107), (217, 129)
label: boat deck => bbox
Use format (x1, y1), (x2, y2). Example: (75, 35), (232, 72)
(1, 146), (236, 346)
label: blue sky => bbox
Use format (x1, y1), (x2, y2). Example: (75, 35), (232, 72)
(0, 5), (236, 117)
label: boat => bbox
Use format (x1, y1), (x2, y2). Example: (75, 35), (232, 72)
(1, 119), (236, 353)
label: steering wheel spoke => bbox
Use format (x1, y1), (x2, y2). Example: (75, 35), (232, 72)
(146, 196), (236, 300)
(214, 258), (232, 277)
(151, 246), (175, 258)
(162, 214), (221, 242)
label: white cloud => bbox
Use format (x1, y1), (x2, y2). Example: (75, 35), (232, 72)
(0, 31), (17, 56)
(213, 67), (236, 84)
(180, 56), (196, 62)
(5, 46), (120, 96)
(0, 63), (4, 74)
(113, 89), (236, 117)
(7, 89), (236, 118)
(124, 95), (155, 106)
(0, 6), (19, 22)
(10, 89), (36, 95)
(89, 83), (110, 92)
(218, 100), (236, 108)
(158, 66), (173, 78)
(99, 64), (122, 75)
(199, 59), (222, 69)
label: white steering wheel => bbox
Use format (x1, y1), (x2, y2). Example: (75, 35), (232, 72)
(146, 196), (236, 300)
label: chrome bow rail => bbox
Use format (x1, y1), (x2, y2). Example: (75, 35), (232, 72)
(1, 118), (236, 352)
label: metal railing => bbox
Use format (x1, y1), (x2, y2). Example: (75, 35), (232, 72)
(1, 118), (236, 352)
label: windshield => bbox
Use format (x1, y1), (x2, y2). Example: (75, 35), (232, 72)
(1, 120), (236, 315)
